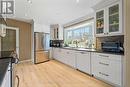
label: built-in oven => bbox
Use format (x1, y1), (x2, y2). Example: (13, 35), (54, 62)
(101, 42), (124, 53)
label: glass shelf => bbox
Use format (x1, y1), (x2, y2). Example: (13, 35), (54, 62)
(96, 17), (104, 20)
(109, 12), (119, 17)
(109, 23), (119, 26)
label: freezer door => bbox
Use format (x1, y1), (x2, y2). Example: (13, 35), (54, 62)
(35, 33), (45, 51)
(35, 51), (49, 63)
(44, 34), (50, 51)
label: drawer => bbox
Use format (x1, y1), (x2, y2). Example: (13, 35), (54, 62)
(95, 59), (122, 86)
(92, 53), (122, 86)
(98, 58), (110, 67)
(96, 53), (122, 61)
(96, 60), (111, 81)
(97, 71), (110, 81)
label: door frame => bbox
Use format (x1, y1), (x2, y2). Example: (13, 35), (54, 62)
(6, 26), (20, 59)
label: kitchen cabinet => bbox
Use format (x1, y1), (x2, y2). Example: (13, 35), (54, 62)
(1, 64), (11, 87)
(52, 47), (123, 87)
(91, 53), (123, 87)
(93, 0), (123, 37)
(50, 24), (59, 40)
(52, 48), (61, 61)
(65, 50), (76, 68)
(76, 51), (91, 74)
(52, 48), (76, 68)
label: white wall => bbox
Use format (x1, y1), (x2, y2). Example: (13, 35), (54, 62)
(34, 23), (50, 33)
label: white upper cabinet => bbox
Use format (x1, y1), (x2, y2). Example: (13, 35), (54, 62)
(93, 0), (123, 37)
(50, 24), (59, 40)
(50, 24), (63, 40)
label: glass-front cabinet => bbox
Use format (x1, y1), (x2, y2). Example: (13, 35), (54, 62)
(108, 4), (120, 33)
(96, 10), (104, 35)
(95, 1), (123, 37)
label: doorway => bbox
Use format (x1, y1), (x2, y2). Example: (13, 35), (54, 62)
(1, 26), (19, 58)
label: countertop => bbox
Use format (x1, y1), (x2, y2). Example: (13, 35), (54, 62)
(0, 58), (12, 86)
(0, 51), (15, 86)
(52, 47), (124, 55)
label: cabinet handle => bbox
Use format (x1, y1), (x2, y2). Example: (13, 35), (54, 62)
(99, 62), (109, 66)
(99, 72), (109, 77)
(80, 52), (87, 54)
(67, 52), (70, 54)
(99, 55), (109, 58)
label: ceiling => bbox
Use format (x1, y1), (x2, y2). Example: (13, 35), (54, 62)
(13, 0), (103, 25)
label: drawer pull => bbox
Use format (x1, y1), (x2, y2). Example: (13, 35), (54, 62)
(99, 62), (109, 66)
(99, 55), (109, 58)
(67, 52), (70, 54)
(80, 52), (87, 54)
(99, 72), (109, 76)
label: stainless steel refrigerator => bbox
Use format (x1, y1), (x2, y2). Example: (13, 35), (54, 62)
(34, 32), (50, 64)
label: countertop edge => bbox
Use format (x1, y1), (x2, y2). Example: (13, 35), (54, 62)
(51, 47), (124, 56)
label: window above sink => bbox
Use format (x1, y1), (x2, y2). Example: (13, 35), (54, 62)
(64, 20), (95, 48)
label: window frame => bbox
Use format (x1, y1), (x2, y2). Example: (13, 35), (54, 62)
(64, 20), (95, 48)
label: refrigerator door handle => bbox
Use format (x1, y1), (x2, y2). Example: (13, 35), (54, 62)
(41, 35), (44, 50)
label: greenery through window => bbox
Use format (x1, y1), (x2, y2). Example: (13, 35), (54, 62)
(64, 21), (95, 48)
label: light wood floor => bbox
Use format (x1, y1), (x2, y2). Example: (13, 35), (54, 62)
(15, 60), (113, 87)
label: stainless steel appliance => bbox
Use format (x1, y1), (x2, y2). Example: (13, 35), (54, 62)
(50, 40), (64, 47)
(34, 32), (50, 64)
(101, 41), (124, 53)
(11, 52), (19, 87)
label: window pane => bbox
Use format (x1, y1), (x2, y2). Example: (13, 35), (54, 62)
(64, 21), (95, 48)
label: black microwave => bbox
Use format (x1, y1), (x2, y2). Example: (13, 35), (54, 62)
(101, 42), (124, 53)
(50, 40), (63, 47)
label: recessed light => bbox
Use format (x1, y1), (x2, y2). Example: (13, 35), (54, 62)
(27, 0), (32, 4)
(76, 0), (79, 3)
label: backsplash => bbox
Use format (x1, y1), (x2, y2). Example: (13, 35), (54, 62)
(96, 35), (124, 50)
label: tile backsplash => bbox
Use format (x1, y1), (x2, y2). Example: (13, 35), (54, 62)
(96, 35), (124, 50)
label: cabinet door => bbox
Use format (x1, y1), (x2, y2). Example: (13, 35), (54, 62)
(91, 53), (99, 75)
(65, 50), (76, 68)
(108, 2), (123, 35)
(59, 49), (67, 63)
(95, 9), (105, 36)
(53, 48), (59, 60)
(108, 56), (122, 86)
(76, 52), (91, 74)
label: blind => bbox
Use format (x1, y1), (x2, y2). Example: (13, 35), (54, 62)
(63, 17), (94, 29)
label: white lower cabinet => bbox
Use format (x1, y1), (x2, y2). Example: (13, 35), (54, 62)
(52, 48), (76, 68)
(91, 53), (123, 87)
(52, 48), (62, 61)
(52, 48), (123, 87)
(67, 50), (76, 68)
(76, 51), (91, 74)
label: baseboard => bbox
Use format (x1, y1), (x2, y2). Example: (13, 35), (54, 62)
(19, 59), (31, 63)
